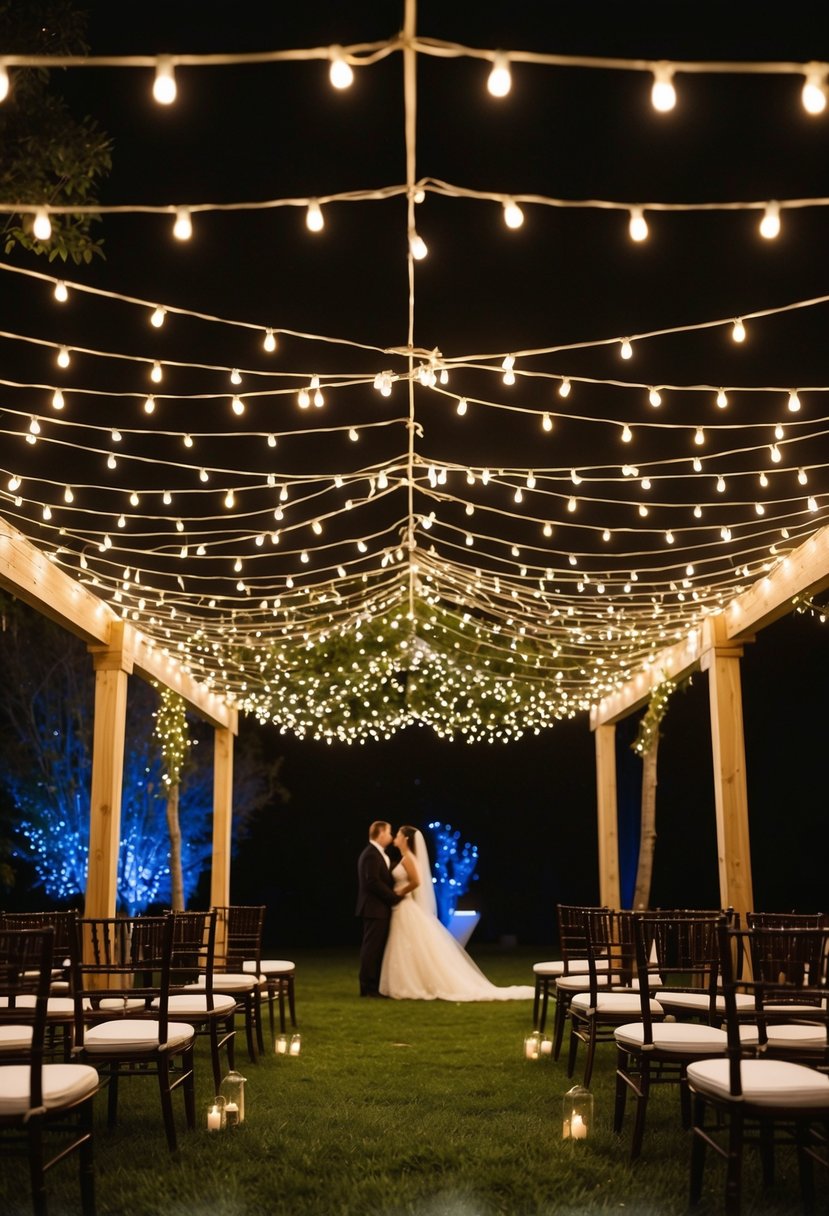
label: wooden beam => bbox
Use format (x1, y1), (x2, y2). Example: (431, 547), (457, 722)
(0, 517), (235, 729)
(85, 623), (131, 919)
(595, 724), (621, 909)
(210, 726), (235, 914)
(590, 630), (704, 728)
(702, 615), (754, 921)
(724, 522), (829, 641)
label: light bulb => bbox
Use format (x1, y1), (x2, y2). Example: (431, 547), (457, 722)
(620, 338), (633, 359)
(111, 430), (121, 443)
(650, 63), (676, 112)
(64, 486), (74, 503)
(716, 476), (726, 492)
(694, 504), (702, 518)
(33, 208), (52, 241)
(648, 387), (661, 408)
(731, 318), (746, 343)
(694, 427), (705, 445)
(571, 469), (582, 485)
(409, 231), (428, 260)
(487, 52), (511, 98)
(716, 389), (728, 409)
(503, 368), (515, 385)
(798, 468), (808, 485)
(629, 207), (649, 242)
(543, 522), (553, 538)
(153, 56), (177, 104)
(568, 496), (577, 512)
(456, 398), (468, 416)
(787, 390), (801, 413)
(231, 396), (245, 415)
(51, 389), (64, 410)
(150, 306), (166, 328)
(621, 424), (633, 443)
(297, 388), (310, 409)
(542, 413), (552, 432)
(759, 472), (768, 488)
(267, 433), (277, 447)
(224, 490), (235, 509)
(150, 361), (162, 383)
(53, 280), (68, 303)
(503, 198), (524, 229)
(602, 528), (611, 541)
(172, 206), (192, 240)
(56, 345), (70, 368)
(349, 428), (359, 441)
(808, 496), (818, 512)
(558, 378), (571, 398)
(199, 468), (208, 482)
(329, 47), (354, 90)
(162, 490), (172, 505)
(802, 65), (828, 115)
(0, 63), (8, 103)
(144, 396), (156, 414)
(314, 388), (324, 407)
(693, 456), (702, 472)
(770, 445), (782, 463)
(230, 368), (242, 385)
(263, 328), (277, 352)
(775, 423), (785, 440)
(665, 531), (674, 544)
(759, 201), (781, 240)
(306, 200), (324, 232)
(107, 454), (117, 470)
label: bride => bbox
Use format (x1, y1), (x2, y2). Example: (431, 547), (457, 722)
(379, 825), (535, 1001)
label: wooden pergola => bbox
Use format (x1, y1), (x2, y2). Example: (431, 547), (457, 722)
(4, 510), (829, 921)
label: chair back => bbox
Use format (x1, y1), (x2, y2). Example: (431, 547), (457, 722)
(556, 903), (607, 974)
(0, 910), (77, 983)
(72, 915), (174, 1042)
(213, 905), (264, 973)
(633, 911), (725, 1037)
(0, 926), (55, 1106)
(583, 907), (636, 994)
(169, 909), (220, 1006)
(718, 922), (829, 1095)
(746, 910), (826, 930)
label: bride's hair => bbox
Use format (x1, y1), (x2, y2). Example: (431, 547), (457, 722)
(399, 825), (418, 852)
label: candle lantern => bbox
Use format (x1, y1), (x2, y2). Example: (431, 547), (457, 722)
(275, 1034), (288, 1055)
(562, 1084), (593, 1141)
(219, 1068), (247, 1126)
(289, 1033), (302, 1056)
(523, 1031), (543, 1060)
(206, 1095), (226, 1131)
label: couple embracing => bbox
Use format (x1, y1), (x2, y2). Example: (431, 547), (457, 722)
(356, 820), (534, 1002)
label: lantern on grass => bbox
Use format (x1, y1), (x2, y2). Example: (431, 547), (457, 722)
(523, 1031), (543, 1060)
(275, 1034), (288, 1055)
(289, 1033), (302, 1056)
(220, 1069), (247, 1126)
(206, 1096), (226, 1131)
(562, 1085), (593, 1140)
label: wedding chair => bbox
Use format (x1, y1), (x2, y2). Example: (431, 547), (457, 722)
(160, 909), (237, 1091)
(567, 908), (657, 1087)
(737, 923), (829, 1066)
(0, 925), (99, 1215)
(614, 911), (729, 1160)
(533, 903), (608, 1036)
(0, 911), (79, 1060)
(211, 905), (267, 1063)
(687, 921), (829, 1213)
(227, 903), (298, 1038)
(549, 903), (610, 1058)
(72, 914), (196, 1152)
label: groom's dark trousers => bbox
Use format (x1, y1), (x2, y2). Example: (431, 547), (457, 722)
(356, 844), (399, 996)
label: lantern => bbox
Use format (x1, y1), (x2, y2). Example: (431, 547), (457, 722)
(275, 1034), (288, 1055)
(289, 1033), (302, 1056)
(562, 1085), (593, 1140)
(219, 1069), (247, 1126)
(523, 1031), (543, 1060)
(206, 1096), (226, 1131)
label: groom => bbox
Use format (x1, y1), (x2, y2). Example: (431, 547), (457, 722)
(356, 820), (401, 997)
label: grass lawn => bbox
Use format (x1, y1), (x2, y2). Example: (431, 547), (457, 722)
(0, 946), (818, 1214)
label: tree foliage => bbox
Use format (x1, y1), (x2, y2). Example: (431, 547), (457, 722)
(0, 594), (288, 911)
(0, 1), (111, 263)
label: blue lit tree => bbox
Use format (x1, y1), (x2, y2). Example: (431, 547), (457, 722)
(0, 595), (286, 911)
(427, 821), (479, 927)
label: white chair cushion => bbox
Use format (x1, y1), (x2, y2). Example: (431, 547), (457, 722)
(0, 1025), (34, 1051)
(97, 997), (147, 1012)
(1, 995), (75, 1016)
(571, 991), (663, 1016)
(154, 994), (237, 1017)
(188, 974), (260, 992)
(245, 959), (295, 974)
(532, 961), (564, 977)
(655, 990), (756, 1014)
(687, 1058), (829, 1108)
(0, 1063), (99, 1116)
(83, 1019), (194, 1054)
(739, 1023), (829, 1051)
(615, 1020), (728, 1053)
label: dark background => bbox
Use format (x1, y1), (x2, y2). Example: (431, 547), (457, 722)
(2, 2), (828, 948)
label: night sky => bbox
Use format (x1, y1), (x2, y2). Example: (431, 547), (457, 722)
(2, 2), (828, 944)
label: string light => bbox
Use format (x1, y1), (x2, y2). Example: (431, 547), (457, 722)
(153, 56), (177, 104)
(732, 318), (746, 342)
(456, 397), (468, 416)
(502, 198), (524, 229)
(329, 46), (354, 89)
(150, 306), (166, 328)
(650, 63), (677, 112)
(787, 390), (801, 413)
(542, 413), (552, 431)
(143, 395), (156, 414)
(172, 206), (192, 240)
(409, 231), (428, 260)
(0, 63), (8, 102)
(150, 361), (163, 383)
(263, 328), (277, 352)
(51, 389), (64, 410)
(558, 378), (571, 398)
(306, 200), (325, 232)
(716, 389), (728, 409)
(802, 64), (828, 115)
(487, 51), (511, 97)
(648, 387), (662, 407)
(33, 208), (52, 241)
(56, 345), (70, 368)
(231, 396), (245, 415)
(620, 338), (633, 359)
(629, 207), (648, 241)
(53, 280), (68, 303)
(759, 202), (781, 239)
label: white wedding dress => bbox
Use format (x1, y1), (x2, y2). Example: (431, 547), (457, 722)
(379, 843), (534, 1002)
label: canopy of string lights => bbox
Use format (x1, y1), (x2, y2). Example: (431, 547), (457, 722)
(1, 3), (828, 743)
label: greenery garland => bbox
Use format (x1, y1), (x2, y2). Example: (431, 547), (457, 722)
(631, 677), (677, 757)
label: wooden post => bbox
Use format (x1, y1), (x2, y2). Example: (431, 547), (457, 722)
(210, 724), (235, 918)
(594, 723), (621, 909)
(701, 616), (755, 922)
(85, 622), (133, 920)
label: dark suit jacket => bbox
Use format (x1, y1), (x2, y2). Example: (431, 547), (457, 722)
(355, 842), (398, 918)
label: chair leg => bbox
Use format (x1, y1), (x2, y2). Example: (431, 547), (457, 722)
(689, 1095), (707, 1207)
(724, 1110), (744, 1216)
(679, 1067), (692, 1129)
(532, 978), (541, 1029)
(613, 1047), (629, 1134)
(759, 1118), (774, 1186)
(582, 1020), (598, 1089)
(254, 987), (265, 1055)
(795, 1120), (816, 1215)
(553, 992), (569, 1061)
(209, 1022), (222, 1092)
(157, 1056), (178, 1153)
(266, 982), (276, 1042)
(538, 981), (550, 1034)
(243, 996), (259, 1063)
(79, 1095), (97, 1216)
(287, 976), (297, 1028)
(182, 1045), (196, 1132)
(630, 1058), (650, 1161)
(567, 1019), (580, 1078)
(27, 1119), (47, 1216)
(278, 983), (287, 1034)
(107, 1064), (119, 1128)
